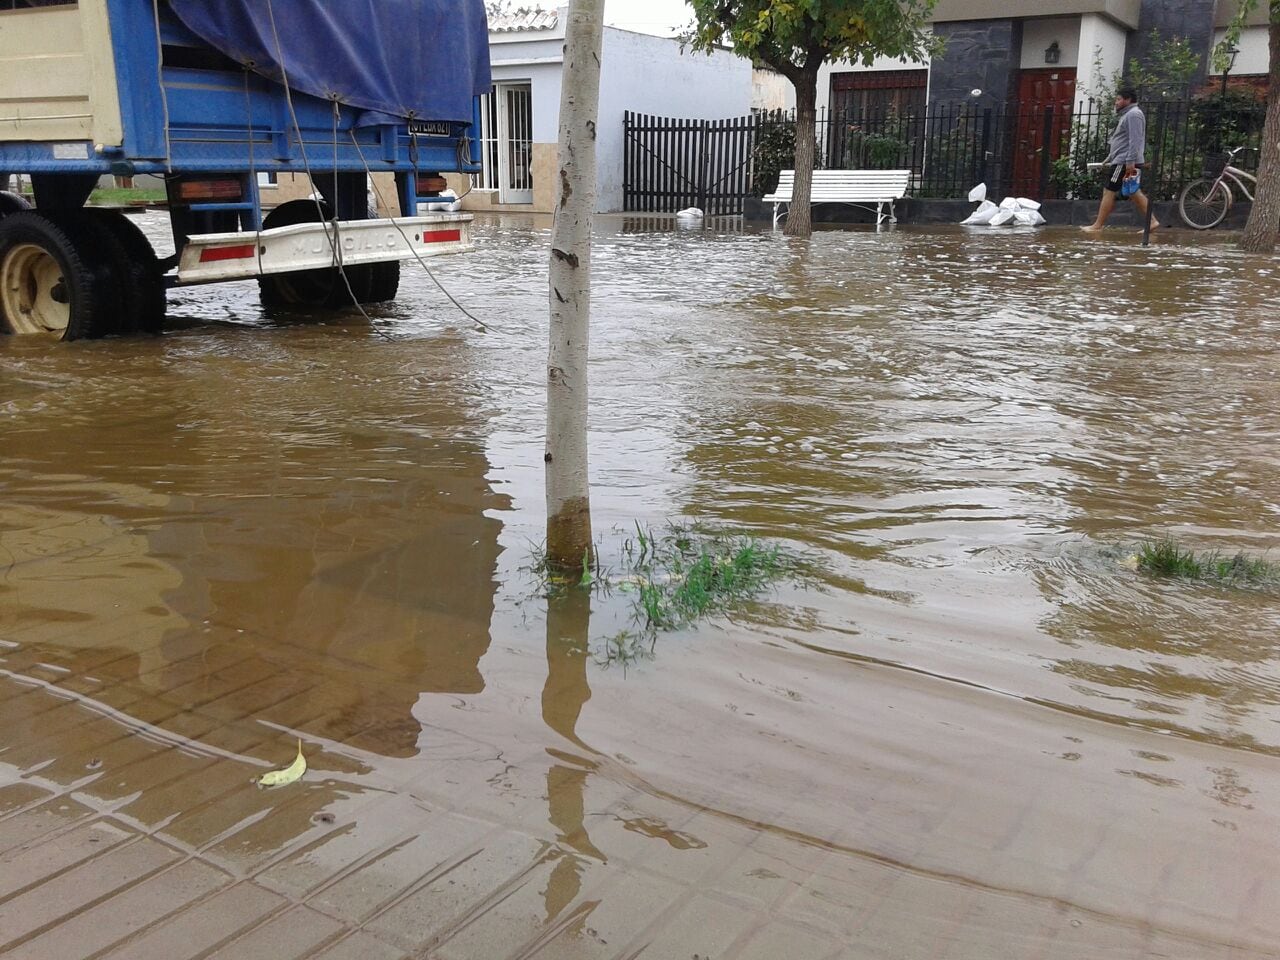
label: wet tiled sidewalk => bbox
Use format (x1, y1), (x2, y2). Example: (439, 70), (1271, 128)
(4, 629), (1278, 960)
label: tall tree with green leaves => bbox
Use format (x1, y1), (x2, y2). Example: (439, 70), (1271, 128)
(1219, 1), (1279, 253)
(687, 0), (937, 237)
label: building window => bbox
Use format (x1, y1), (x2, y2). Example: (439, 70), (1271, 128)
(830, 69), (928, 121)
(256, 171), (278, 189)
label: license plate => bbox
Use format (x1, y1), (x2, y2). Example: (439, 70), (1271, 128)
(408, 120), (451, 137)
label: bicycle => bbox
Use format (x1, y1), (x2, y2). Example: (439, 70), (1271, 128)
(1178, 146), (1258, 230)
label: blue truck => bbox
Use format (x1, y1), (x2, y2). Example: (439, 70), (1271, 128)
(0, 0), (491, 340)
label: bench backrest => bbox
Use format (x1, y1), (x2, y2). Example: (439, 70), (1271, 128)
(765, 169), (912, 201)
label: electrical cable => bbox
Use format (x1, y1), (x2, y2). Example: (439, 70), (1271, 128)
(264, 0), (493, 338)
(242, 69), (263, 275)
(263, 0), (393, 339)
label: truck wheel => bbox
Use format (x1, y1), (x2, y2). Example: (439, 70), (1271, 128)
(87, 210), (166, 333)
(40, 211), (135, 337)
(0, 212), (104, 340)
(363, 260), (400, 303)
(258, 199), (350, 309)
(355, 206), (400, 304)
(0, 191), (32, 218)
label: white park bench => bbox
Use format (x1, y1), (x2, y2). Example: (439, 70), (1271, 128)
(763, 169), (912, 228)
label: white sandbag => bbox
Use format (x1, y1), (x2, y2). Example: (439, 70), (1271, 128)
(1015, 197), (1041, 211)
(1014, 209), (1046, 226)
(968, 182), (988, 203)
(960, 200), (998, 225)
(999, 197), (1020, 211)
(989, 208), (1016, 226)
(676, 207), (704, 219)
(419, 190), (460, 213)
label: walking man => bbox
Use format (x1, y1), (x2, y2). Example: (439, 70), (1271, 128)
(1083, 86), (1158, 231)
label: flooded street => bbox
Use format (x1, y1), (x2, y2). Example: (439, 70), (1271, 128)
(3, 213), (1280, 958)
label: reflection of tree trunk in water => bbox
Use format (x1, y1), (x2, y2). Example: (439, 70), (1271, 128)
(542, 590), (605, 923)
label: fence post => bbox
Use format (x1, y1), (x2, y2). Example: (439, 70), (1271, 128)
(1142, 101), (1167, 246)
(697, 119), (710, 213)
(980, 108), (993, 192)
(623, 111), (631, 211)
(1038, 105), (1055, 199)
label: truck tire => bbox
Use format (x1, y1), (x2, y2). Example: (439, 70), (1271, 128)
(0, 191), (32, 218)
(87, 210), (166, 333)
(355, 205), (399, 303)
(363, 259), (400, 303)
(0, 212), (106, 340)
(258, 199), (402, 309)
(258, 199), (351, 309)
(41, 211), (145, 337)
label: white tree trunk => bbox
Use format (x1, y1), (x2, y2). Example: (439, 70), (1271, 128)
(545, 0), (604, 568)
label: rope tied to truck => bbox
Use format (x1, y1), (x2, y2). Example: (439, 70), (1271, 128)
(257, 0), (491, 335)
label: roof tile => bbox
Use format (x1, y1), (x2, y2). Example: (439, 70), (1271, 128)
(488, 7), (559, 32)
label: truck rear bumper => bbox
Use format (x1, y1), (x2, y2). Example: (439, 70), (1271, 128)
(176, 214), (473, 285)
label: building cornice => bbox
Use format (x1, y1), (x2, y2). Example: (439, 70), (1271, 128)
(930, 0), (1143, 30)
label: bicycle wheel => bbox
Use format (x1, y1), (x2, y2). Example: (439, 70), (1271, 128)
(1178, 178), (1231, 230)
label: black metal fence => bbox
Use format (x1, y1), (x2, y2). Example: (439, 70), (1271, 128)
(623, 112), (756, 215)
(624, 96), (1268, 212)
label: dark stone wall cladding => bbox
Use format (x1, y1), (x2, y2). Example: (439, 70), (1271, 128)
(1131, 0), (1217, 83)
(928, 19), (1025, 109)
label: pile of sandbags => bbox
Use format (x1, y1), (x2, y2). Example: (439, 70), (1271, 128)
(960, 183), (1046, 227)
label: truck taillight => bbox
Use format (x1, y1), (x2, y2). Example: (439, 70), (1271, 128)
(177, 180), (243, 201)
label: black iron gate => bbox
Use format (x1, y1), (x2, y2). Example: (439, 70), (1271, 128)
(623, 112), (756, 215)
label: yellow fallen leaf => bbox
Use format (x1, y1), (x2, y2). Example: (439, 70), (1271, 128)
(257, 739), (306, 788)
(1120, 554), (1141, 571)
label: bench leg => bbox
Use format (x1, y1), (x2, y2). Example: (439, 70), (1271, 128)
(772, 203), (784, 230)
(888, 199), (898, 224)
(876, 202), (885, 226)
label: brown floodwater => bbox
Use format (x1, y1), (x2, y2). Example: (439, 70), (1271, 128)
(2, 213), (1279, 958)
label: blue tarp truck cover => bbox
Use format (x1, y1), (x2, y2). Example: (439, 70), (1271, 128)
(168, 0), (492, 124)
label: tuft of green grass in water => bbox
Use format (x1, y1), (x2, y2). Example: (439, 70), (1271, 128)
(593, 630), (655, 669)
(1135, 538), (1279, 587)
(528, 522), (813, 660)
(622, 523), (807, 634)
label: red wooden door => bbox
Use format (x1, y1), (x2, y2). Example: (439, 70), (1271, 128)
(1011, 69), (1077, 198)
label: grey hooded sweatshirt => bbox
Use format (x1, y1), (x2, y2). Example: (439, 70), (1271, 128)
(1106, 104), (1146, 165)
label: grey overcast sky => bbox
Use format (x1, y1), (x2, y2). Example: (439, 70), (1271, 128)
(604, 0), (694, 36)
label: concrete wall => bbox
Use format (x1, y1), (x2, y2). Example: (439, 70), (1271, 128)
(1130, 0), (1218, 84)
(1210, 25), (1272, 77)
(466, 18), (750, 214)
(1077, 12), (1130, 101)
(599, 29), (751, 212)
(753, 68), (796, 113)
(933, 0), (1141, 27)
(467, 15), (567, 213)
(1020, 17), (1082, 68)
(929, 19), (1025, 108)
(1214, 0), (1273, 28)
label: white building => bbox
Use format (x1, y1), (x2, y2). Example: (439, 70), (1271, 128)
(454, 7), (753, 214)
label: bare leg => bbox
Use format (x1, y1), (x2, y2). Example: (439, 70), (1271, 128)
(1083, 190), (1117, 231)
(1131, 190), (1159, 230)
